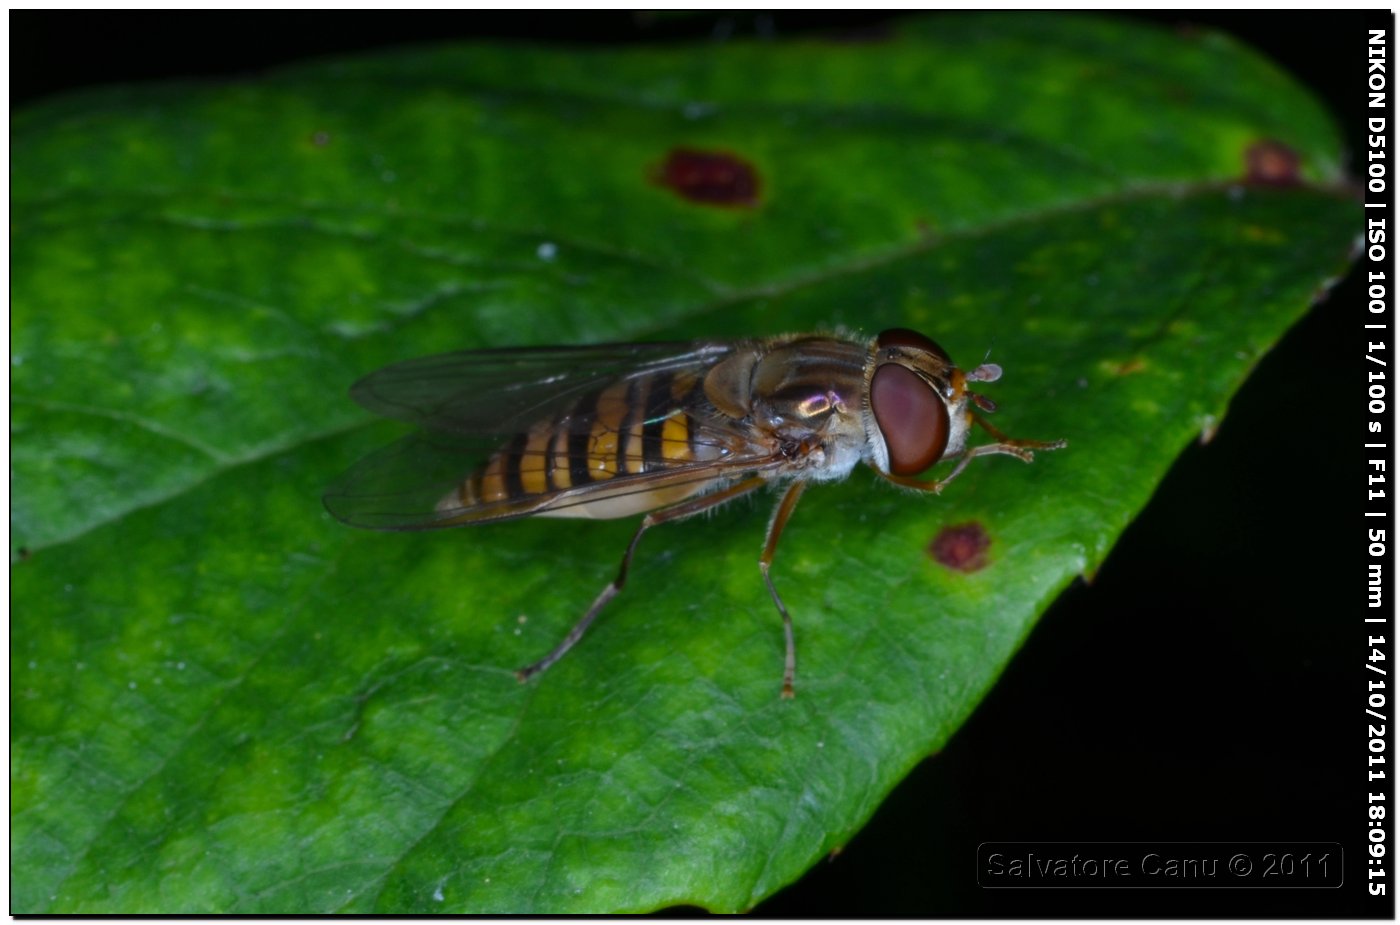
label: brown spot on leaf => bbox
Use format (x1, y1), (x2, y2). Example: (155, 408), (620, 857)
(16, 546), (30, 561)
(1109, 357), (1147, 377)
(311, 130), (331, 147)
(1245, 139), (1302, 187)
(929, 522), (991, 572)
(656, 148), (760, 207)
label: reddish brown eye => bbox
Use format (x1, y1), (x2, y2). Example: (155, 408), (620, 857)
(871, 363), (949, 475)
(876, 328), (951, 364)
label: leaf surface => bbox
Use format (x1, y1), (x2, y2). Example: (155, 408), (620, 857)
(12, 14), (1358, 913)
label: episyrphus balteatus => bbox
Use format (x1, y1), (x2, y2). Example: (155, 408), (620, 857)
(323, 328), (1065, 697)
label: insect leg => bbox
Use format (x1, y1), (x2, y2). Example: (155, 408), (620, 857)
(759, 480), (808, 699)
(875, 417), (1066, 495)
(970, 412), (1068, 454)
(516, 476), (769, 683)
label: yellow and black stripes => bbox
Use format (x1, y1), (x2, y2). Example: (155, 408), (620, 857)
(457, 370), (713, 509)
(566, 386), (601, 488)
(613, 377), (642, 476)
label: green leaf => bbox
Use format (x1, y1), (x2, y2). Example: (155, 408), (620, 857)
(12, 14), (1357, 913)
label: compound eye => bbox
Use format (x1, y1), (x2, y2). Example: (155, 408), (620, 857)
(876, 328), (951, 364)
(871, 363), (950, 475)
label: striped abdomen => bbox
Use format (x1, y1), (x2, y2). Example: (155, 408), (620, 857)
(449, 368), (733, 520)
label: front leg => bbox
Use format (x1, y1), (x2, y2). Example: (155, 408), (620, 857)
(875, 413), (1066, 494)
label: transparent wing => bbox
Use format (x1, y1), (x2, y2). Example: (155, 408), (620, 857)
(323, 425), (785, 531)
(325, 339), (783, 530)
(349, 340), (736, 435)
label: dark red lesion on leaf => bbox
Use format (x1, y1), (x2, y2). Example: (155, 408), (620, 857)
(16, 546), (30, 561)
(928, 522), (991, 572)
(311, 130), (332, 147)
(656, 148), (760, 207)
(1244, 139), (1302, 187)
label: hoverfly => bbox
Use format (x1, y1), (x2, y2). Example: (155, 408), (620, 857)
(324, 328), (1064, 697)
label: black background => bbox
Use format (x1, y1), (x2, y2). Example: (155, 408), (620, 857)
(11, 10), (1388, 917)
